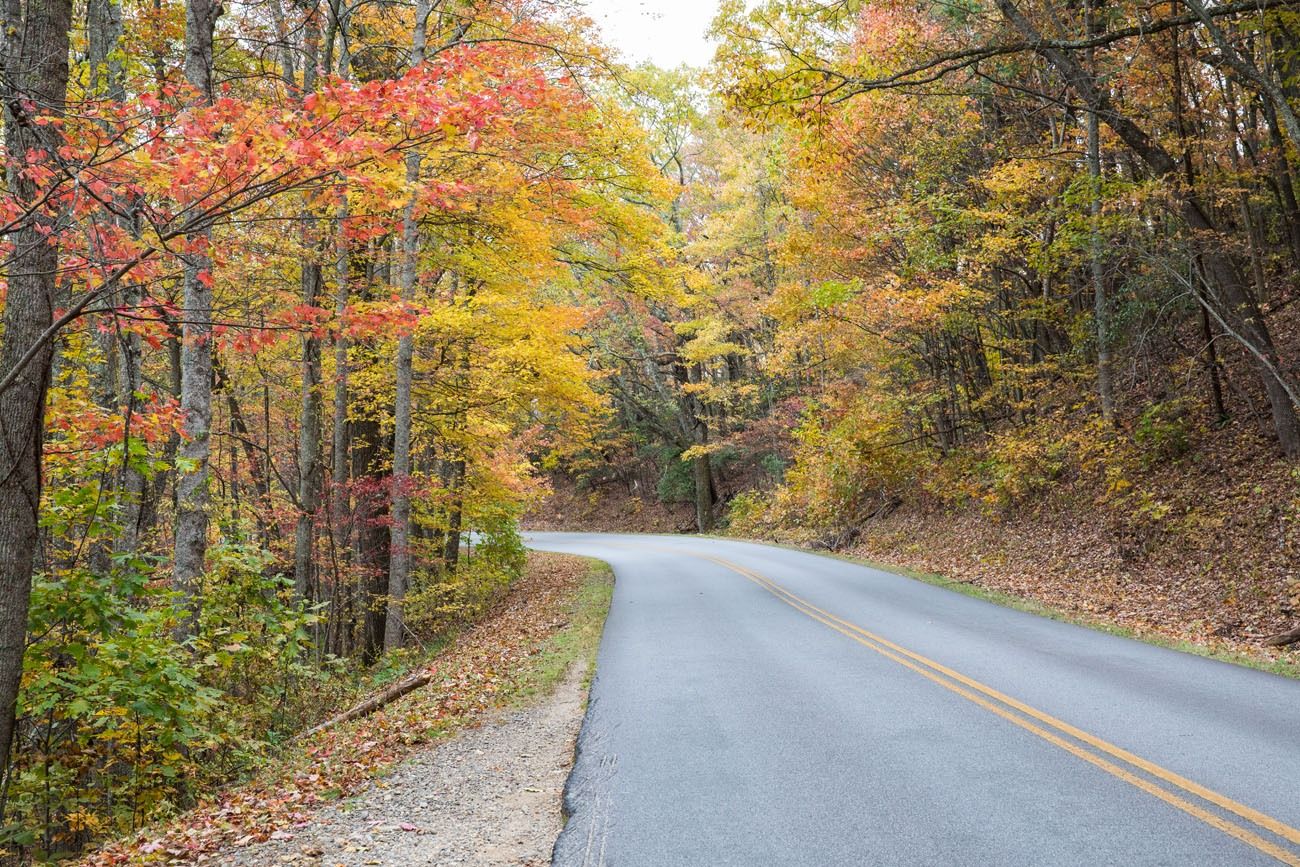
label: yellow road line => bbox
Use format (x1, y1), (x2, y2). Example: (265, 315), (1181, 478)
(623, 544), (1300, 865)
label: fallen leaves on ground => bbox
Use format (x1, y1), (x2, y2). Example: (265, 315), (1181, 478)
(523, 473), (694, 533)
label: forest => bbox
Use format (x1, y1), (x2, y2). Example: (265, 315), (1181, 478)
(0, 0), (1297, 860)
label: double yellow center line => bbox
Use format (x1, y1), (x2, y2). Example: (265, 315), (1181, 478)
(663, 547), (1300, 864)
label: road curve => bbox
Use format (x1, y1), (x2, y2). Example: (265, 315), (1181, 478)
(525, 532), (1300, 867)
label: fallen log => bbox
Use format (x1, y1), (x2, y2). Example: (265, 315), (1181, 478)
(295, 667), (437, 741)
(1263, 624), (1300, 647)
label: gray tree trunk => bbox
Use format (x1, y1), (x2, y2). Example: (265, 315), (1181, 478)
(330, 25), (354, 598)
(383, 0), (431, 653)
(294, 259), (324, 600)
(0, 0), (73, 782)
(173, 0), (221, 638)
(330, 213), (351, 564)
(385, 214), (417, 653)
(87, 0), (144, 558)
(87, 0), (123, 99)
(1085, 1), (1114, 423)
(439, 458), (465, 574)
(293, 0), (325, 602)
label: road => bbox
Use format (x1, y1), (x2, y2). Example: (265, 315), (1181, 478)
(524, 532), (1300, 867)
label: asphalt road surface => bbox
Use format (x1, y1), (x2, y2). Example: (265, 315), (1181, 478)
(524, 532), (1300, 867)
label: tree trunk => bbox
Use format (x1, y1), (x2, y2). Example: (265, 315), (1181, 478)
(0, 0), (73, 785)
(115, 315), (148, 554)
(221, 372), (272, 543)
(293, 3), (325, 602)
(384, 0), (431, 653)
(86, 0), (123, 99)
(692, 453), (715, 533)
(330, 215), (352, 579)
(1085, 0), (1114, 423)
(295, 666), (434, 740)
(173, 0), (221, 638)
(385, 233), (416, 652)
(352, 415), (389, 662)
(440, 458), (465, 573)
(328, 15), (354, 621)
(294, 259), (324, 600)
(1261, 103), (1300, 272)
(1200, 304), (1228, 422)
(88, 0), (144, 556)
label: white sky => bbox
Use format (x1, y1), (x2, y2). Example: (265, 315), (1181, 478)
(581, 0), (723, 69)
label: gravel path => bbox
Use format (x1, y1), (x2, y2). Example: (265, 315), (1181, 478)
(215, 662), (588, 867)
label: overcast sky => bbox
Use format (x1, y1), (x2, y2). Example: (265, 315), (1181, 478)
(581, 0), (722, 68)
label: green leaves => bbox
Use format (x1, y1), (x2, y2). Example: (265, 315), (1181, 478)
(811, 278), (862, 308)
(9, 541), (333, 855)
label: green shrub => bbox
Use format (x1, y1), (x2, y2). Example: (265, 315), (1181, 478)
(724, 490), (772, 534)
(5, 539), (333, 859)
(9, 555), (222, 855)
(1134, 400), (1192, 465)
(404, 515), (526, 641)
(656, 447), (695, 503)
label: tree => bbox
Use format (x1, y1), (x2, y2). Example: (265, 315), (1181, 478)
(383, 0), (432, 653)
(0, 0), (75, 781)
(172, 0), (221, 638)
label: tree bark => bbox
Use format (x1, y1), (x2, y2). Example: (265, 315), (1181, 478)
(293, 2), (324, 603)
(327, 12), (354, 638)
(351, 414), (389, 663)
(440, 458), (465, 573)
(1085, 0), (1114, 423)
(0, 0), (73, 784)
(384, 0), (431, 653)
(1264, 624), (1300, 647)
(114, 311), (148, 554)
(294, 260), (324, 600)
(692, 452), (715, 533)
(87, 0), (142, 558)
(294, 666), (434, 740)
(173, 0), (221, 639)
(682, 363), (715, 533)
(330, 215), (352, 580)
(86, 0), (124, 99)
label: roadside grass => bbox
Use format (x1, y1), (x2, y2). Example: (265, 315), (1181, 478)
(704, 534), (1300, 681)
(506, 558), (613, 707)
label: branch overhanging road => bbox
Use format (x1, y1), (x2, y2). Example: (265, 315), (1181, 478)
(525, 532), (1300, 867)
